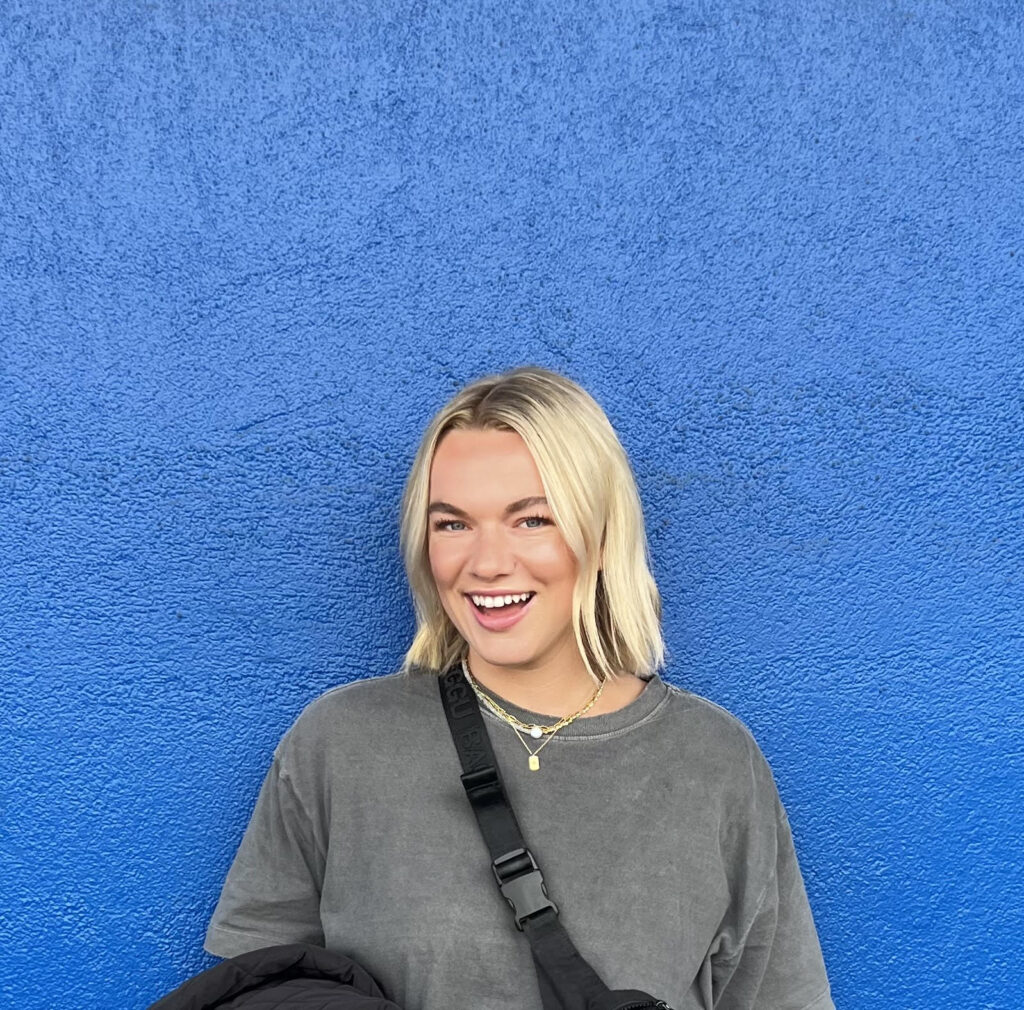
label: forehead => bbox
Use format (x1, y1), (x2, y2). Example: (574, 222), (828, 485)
(429, 428), (545, 501)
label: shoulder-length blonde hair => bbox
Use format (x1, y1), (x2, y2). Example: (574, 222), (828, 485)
(400, 365), (664, 682)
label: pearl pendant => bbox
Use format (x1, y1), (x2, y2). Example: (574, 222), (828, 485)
(530, 725), (543, 739)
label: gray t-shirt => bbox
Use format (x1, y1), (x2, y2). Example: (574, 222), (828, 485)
(205, 671), (833, 1010)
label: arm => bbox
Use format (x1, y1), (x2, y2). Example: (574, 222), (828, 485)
(204, 751), (326, 957)
(713, 796), (833, 1010)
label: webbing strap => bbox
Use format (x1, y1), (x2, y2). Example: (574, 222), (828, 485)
(437, 667), (612, 1010)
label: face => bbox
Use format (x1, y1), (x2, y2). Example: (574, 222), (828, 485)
(427, 428), (581, 679)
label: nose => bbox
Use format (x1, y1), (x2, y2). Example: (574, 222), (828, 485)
(469, 523), (515, 580)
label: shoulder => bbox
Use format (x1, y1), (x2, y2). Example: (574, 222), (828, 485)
(659, 680), (763, 755)
(655, 680), (781, 809)
(273, 669), (441, 766)
(652, 682), (788, 876)
(297, 668), (436, 722)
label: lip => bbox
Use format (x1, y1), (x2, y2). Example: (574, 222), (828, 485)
(465, 592), (536, 632)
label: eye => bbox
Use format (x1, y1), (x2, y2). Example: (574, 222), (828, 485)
(432, 519), (467, 532)
(519, 514), (552, 529)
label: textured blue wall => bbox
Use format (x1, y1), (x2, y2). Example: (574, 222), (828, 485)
(2, 2), (1021, 1007)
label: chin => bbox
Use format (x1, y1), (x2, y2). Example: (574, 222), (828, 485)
(468, 641), (548, 671)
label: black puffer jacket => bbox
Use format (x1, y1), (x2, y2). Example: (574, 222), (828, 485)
(149, 943), (403, 1009)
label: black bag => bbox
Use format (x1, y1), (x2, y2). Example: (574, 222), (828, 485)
(147, 942), (402, 1009)
(438, 667), (674, 1010)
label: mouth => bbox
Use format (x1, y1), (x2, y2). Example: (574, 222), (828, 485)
(464, 591), (536, 631)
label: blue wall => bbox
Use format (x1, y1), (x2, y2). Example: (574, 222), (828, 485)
(2, 2), (1021, 1007)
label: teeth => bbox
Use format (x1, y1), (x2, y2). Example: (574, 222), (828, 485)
(471, 592), (533, 609)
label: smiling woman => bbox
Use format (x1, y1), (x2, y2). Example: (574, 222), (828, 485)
(426, 428), (605, 717)
(191, 367), (834, 1010)
(401, 370), (663, 720)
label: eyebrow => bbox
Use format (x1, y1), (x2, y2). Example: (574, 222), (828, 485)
(428, 495), (549, 519)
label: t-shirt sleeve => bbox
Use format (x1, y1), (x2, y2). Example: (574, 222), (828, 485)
(713, 793), (834, 1010)
(204, 750), (326, 958)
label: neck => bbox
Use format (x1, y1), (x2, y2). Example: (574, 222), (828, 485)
(464, 642), (645, 719)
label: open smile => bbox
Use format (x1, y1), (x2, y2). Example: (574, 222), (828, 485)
(464, 592), (536, 631)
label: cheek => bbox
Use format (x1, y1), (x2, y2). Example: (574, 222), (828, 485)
(427, 539), (460, 588)
(523, 538), (579, 584)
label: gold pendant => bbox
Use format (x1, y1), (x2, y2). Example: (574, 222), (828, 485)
(528, 754), (540, 771)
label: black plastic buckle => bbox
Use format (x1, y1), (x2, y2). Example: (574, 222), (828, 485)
(492, 847), (558, 930)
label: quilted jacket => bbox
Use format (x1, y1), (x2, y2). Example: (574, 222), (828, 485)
(149, 943), (404, 1009)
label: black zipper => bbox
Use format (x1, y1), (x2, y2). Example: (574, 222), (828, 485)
(616, 1002), (673, 1009)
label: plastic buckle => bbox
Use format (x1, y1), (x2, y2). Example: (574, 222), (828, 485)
(492, 847), (558, 930)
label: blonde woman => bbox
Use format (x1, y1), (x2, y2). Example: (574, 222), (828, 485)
(204, 366), (834, 1010)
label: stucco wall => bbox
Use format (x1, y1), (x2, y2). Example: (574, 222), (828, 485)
(2, 2), (1021, 1007)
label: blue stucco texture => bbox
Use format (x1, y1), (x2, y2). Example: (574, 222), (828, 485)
(1, 2), (1021, 1008)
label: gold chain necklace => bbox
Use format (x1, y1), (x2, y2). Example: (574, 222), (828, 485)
(460, 657), (605, 771)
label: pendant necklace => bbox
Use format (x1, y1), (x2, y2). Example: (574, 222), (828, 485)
(460, 657), (604, 771)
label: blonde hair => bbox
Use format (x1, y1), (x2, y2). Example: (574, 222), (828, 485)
(399, 365), (664, 682)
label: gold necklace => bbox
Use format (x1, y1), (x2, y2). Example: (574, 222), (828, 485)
(460, 658), (605, 736)
(460, 657), (605, 771)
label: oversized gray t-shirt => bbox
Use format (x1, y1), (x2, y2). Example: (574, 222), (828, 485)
(205, 671), (833, 1010)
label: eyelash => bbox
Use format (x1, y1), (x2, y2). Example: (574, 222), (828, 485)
(432, 514), (552, 532)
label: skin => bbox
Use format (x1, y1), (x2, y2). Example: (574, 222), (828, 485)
(427, 427), (645, 717)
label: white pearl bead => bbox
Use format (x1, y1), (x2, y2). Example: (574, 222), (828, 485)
(530, 726), (543, 739)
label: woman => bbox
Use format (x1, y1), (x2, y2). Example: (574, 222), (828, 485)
(204, 366), (834, 1010)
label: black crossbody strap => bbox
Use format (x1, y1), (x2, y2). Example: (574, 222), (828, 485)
(438, 667), (613, 1010)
